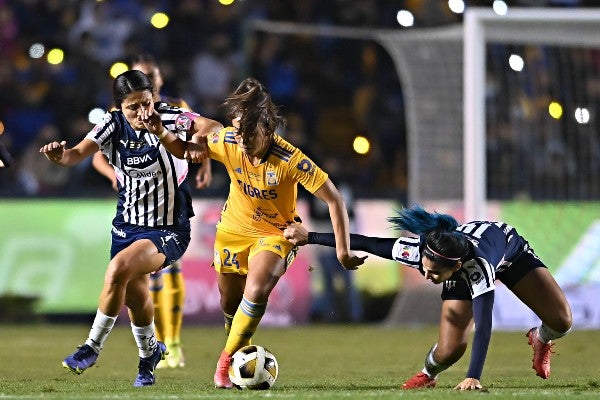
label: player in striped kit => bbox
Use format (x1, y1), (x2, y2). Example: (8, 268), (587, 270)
(92, 54), (219, 369)
(40, 69), (216, 387)
(283, 205), (572, 391)
(154, 77), (364, 388)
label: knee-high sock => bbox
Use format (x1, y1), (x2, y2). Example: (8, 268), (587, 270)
(538, 323), (571, 343)
(224, 311), (251, 348)
(149, 272), (164, 342)
(131, 322), (157, 358)
(223, 312), (234, 335)
(163, 262), (185, 346)
(224, 297), (266, 355)
(85, 309), (117, 353)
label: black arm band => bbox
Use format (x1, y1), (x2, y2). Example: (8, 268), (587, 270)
(307, 232), (336, 246)
(307, 232), (397, 260)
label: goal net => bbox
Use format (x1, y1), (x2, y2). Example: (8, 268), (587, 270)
(249, 8), (600, 328)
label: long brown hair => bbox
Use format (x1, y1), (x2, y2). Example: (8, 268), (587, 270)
(222, 77), (285, 142)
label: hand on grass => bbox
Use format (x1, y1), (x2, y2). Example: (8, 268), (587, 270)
(454, 378), (483, 391)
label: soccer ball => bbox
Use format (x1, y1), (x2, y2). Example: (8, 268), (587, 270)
(228, 345), (279, 390)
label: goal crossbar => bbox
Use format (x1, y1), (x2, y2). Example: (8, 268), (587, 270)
(464, 7), (600, 221)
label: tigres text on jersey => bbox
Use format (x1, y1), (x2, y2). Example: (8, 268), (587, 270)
(208, 128), (328, 237)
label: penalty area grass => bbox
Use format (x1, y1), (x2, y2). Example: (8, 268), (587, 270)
(0, 324), (599, 399)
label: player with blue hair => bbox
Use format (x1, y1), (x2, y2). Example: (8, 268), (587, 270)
(284, 204), (572, 390)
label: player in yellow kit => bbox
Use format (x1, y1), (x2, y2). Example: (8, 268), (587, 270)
(198, 77), (367, 388)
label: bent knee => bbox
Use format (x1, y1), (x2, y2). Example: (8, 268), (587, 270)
(105, 258), (134, 284)
(243, 284), (270, 304)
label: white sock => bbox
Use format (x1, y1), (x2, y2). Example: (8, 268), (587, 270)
(538, 324), (571, 343)
(85, 309), (117, 353)
(131, 322), (157, 358)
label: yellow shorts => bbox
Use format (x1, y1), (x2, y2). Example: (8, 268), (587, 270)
(212, 229), (297, 275)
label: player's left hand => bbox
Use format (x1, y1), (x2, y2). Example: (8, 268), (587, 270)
(337, 253), (367, 270)
(454, 378), (483, 391)
(184, 136), (208, 163)
(140, 108), (164, 136)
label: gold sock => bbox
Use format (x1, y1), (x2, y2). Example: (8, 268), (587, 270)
(149, 272), (164, 342)
(224, 312), (234, 336)
(224, 297), (265, 355)
(165, 262), (185, 345)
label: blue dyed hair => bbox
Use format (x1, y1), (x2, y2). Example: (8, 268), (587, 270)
(388, 205), (469, 266)
(388, 204), (458, 235)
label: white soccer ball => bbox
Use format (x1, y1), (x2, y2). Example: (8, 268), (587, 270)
(228, 345), (279, 390)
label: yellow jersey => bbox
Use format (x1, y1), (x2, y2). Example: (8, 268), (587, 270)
(208, 128), (328, 237)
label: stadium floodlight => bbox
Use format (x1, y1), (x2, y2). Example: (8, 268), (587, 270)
(249, 7), (600, 220)
(463, 7), (600, 220)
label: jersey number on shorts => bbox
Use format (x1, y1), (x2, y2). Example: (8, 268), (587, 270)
(223, 249), (240, 269)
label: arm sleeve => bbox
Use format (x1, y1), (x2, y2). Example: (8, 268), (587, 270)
(308, 232), (397, 260)
(466, 290), (495, 379)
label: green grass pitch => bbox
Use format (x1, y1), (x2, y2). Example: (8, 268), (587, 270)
(0, 324), (599, 399)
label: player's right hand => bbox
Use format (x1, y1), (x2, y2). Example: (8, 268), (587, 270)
(454, 378), (483, 391)
(39, 141), (66, 163)
(283, 223), (309, 246)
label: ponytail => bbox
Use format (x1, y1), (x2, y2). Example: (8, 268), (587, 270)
(388, 204), (459, 235)
(389, 205), (468, 265)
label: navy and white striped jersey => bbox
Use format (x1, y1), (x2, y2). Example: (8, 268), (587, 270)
(391, 221), (528, 299)
(86, 102), (195, 227)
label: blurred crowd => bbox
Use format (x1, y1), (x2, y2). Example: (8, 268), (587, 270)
(486, 44), (600, 200)
(0, 0), (410, 199)
(0, 0), (597, 200)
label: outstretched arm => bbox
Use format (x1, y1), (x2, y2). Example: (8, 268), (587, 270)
(454, 290), (494, 391)
(191, 115), (223, 139)
(190, 115), (223, 166)
(39, 138), (98, 166)
(284, 223), (398, 260)
(312, 179), (367, 270)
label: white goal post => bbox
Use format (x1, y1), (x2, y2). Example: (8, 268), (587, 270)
(464, 7), (600, 221)
(250, 8), (600, 222)
(249, 8), (600, 328)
